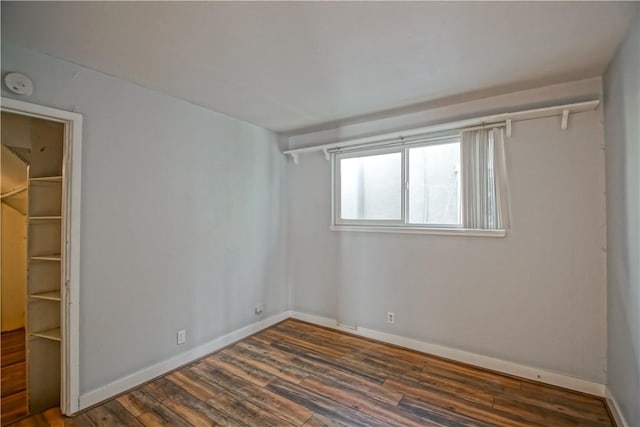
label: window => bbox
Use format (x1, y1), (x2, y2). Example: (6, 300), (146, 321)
(339, 151), (403, 222)
(408, 142), (461, 226)
(332, 129), (508, 236)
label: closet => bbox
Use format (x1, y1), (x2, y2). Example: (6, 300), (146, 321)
(1, 111), (65, 423)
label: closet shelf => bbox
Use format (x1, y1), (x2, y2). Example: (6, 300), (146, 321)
(29, 291), (61, 301)
(29, 216), (62, 221)
(0, 188), (28, 214)
(30, 176), (62, 182)
(30, 254), (62, 262)
(1, 184), (28, 199)
(31, 328), (61, 342)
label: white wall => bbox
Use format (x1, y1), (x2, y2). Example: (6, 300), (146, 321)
(0, 39), (615, 402)
(1, 43), (289, 395)
(288, 78), (607, 384)
(603, 8), (640, 426)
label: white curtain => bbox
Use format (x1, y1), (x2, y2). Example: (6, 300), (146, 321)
(461, 127), (510, 229)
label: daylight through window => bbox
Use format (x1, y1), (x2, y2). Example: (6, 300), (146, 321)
(332, 128), (508, 233)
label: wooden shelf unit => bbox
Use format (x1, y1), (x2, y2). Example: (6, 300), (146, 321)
(25, 116), (65, 414)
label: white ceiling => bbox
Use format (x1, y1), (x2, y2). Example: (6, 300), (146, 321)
(1, 2), (637, 133)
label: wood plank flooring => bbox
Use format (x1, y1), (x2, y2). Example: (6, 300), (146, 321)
(2, 329), (28, 426)
(7, 319), (614, 426)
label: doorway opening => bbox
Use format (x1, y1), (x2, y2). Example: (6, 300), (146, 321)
(1, 99), (82, 422)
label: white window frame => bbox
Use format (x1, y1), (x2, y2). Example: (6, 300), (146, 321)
(334, 145), (406, 227)
(331, 135), (506, 237)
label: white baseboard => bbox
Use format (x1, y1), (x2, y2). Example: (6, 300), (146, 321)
(78, 309), (606, 412)
(605, 387), (630, 427)
(78, 311), (290, 410)
(289, 311), (606, 397)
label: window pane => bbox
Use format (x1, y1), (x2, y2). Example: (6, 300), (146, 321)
(408, 142), (461, 225)
(340, 152), (402, 220)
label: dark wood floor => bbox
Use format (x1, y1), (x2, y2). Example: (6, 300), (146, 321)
(2, 329), (28, 426)
(9, 319), (614, 426)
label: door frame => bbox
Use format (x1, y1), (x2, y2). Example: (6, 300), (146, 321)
(2, 97), (82, 415)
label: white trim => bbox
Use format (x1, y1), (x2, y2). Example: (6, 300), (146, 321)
(78, 311), (290, 410)
(330, 225), (506, 237)
(1, 98), (83, 122)
(73, 309), (606, 411)
(289, 311), (605, 397)
(284, 100), (599, 161)
(605, 387), (630, 427)
(1, 98), (83, 415)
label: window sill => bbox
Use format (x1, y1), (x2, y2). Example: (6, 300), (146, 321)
(330, 225), (506, 237)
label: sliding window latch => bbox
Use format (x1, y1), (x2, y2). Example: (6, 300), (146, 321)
(561, 110), (570, 131)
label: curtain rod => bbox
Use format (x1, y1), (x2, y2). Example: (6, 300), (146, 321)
(283, 99), (599, 164)
(328, 122), (505, 154)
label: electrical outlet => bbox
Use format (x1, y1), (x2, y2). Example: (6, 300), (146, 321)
(255, 303), (264, 315)
(387, 312), (395, 324)
(177, 329), (186, 345)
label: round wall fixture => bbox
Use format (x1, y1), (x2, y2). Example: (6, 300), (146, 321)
(5, 72), (34, 96)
